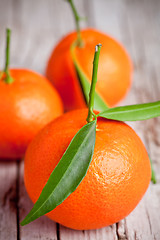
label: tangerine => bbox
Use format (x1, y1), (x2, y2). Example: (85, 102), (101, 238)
(46, 29), (133, 111)
(0, 69), (63, 159)
(24, 108), (151, 230)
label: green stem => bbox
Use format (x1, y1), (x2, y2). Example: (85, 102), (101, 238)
(2, 29), (14, 84)
(67, 0), (83, 47)
(87, 44), (102, 123)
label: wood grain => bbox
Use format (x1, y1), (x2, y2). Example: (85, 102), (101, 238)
(0, 0), (160, 239)
(0, 161), (18, 240)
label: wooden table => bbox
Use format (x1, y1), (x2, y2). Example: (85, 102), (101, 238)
(0, 0), (160, 239)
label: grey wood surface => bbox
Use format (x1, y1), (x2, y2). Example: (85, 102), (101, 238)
(0, 0), (160, 239)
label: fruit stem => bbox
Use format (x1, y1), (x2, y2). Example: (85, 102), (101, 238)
(87, 44), (102, 123)
(2, 29), (14, 84)
(67, 0), (83, 47)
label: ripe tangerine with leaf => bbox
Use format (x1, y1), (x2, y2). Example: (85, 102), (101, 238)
(46, 0), (132, 111)
(22, 44), (156, 230)
(24, 108), (151, 230)
(0, 30), (63, 159)
(46, 29), (132, 111)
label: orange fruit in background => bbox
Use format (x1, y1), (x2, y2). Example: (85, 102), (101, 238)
(46, 29), (133, 111)
(0, 69), (63, 159)
(24, 109), (151, 230)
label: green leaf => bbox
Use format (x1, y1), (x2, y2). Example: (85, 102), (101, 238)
(98, 101), (160, 121)
(21, 120), (97, 226)
(149, 157), (157, 184)
(70, 43), (109, 111)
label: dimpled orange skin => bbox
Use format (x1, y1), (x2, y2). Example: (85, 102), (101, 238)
(24, 109), (151, 230)
(46, 29), (133, 111)
(0, 69), (63, 159)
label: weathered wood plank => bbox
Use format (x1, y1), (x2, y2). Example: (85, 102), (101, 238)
(19, 161), (58, 240)
(60, 224), (118, 240)
(0, 161), (18, 240)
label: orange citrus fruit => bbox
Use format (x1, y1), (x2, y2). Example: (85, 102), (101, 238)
(0, 69), (63, 159)
(46, 29), (133, 111)
(24, 108), (151, 230)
